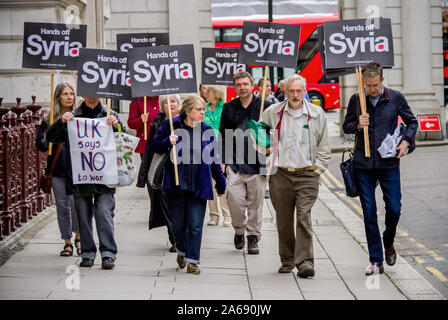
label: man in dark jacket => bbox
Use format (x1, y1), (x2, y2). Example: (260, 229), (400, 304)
(46, 97), (125, 270)
(219, 71), (271, 255)
(343, 62), (418, 276)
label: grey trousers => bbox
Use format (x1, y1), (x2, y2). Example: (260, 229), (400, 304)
(51, 176), (79, 240)
(74, 193), (117, 261)
(226, 166), (266, 239)
(269, 168), (320, 267)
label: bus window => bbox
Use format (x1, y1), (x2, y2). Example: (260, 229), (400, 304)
(214, 28), (221, 43)
(222, 27), (242, 42)
(297, 29), (319, 72)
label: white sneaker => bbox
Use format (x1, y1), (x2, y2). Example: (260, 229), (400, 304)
(223, 217), (232, 227)
(365, 262), (384, 276)
(207, 217), (219, 226)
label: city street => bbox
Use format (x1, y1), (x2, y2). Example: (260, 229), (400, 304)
(324, 110), (448, 298)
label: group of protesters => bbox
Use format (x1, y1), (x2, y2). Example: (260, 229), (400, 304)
(37, 62), (418, 278)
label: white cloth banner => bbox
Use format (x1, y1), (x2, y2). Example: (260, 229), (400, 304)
(67, 117), (118, 185)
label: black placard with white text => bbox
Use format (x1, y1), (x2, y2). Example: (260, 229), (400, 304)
(77, 48), (132, 100)
(116, 33), (169, 52)
(317, 25), (354, 78)
(238, 21), (300, 68)
(127, 44), (197, 97)
(22, 22), (87, 70)
(201, 48), (246, 86)
(323, 18), (394, 70)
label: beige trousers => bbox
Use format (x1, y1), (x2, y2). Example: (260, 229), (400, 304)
(208, 187), (230, 218)
(269, 168), (319, 267)
(226, 166), (267, 239)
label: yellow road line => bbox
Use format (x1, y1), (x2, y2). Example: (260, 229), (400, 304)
(414, 256), (425, 264)
(426, 267), (448, 282)
(324, 170), (344, 189)
(320, 173), (335, 189)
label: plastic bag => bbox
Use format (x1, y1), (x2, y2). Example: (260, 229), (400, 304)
(107, 124), (140, 188)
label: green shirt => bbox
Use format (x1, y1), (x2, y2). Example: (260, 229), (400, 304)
(204, 100), (224, 139)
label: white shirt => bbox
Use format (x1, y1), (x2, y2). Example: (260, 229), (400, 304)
(277, 102), (313, 169)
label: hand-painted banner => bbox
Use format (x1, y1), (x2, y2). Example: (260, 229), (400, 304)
(116, 33), (169, 52)
(68, 117), (118, 185)
(323, 18), (394, 70)
(128, 44), (197, 97)
(201, 48), (246, 85)
(238, 21), (300, 68)
(22, 22), (87, 70)
(77, 48), (132, 100)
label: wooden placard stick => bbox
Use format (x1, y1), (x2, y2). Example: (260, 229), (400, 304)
(258, 66), (269, 121)
(143, 96), (147, 140)
(166, 94), (179, 186)
(48, 70), (55, 156)
(107, 98), (111, 118)
(356, 67), (370, 157)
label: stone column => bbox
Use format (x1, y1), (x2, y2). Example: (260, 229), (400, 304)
(401, 0), (444, 139)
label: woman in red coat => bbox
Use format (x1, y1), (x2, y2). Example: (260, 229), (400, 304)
(127, 96), (160, 157)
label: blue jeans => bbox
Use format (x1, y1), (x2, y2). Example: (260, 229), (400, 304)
(74, 193), (117, 261)
(355, 168), (402, 265)
(166, 189), (207, 264)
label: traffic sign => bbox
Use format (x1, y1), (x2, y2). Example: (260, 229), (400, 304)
(418, 115), (441, 132)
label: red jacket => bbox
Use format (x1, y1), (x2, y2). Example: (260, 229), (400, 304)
(127, 96), (160, 154)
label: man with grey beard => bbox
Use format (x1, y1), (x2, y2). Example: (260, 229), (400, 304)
(261, 74), (330, 277)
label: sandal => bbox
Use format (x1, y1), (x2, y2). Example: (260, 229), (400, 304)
(74, 239), (81, 256)
(60, 244), (73, 257)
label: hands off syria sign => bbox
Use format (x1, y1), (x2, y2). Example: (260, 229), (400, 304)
(117, 33), (169, 52)
(323, 18), (394, 69)
(68, 118), (118, 185)
(128, 44), (197, 97)
(22, 22), (86, 70)
(239, 21), (300, 68)
(77, 48), (132, 100)
(202, 48), (245, 85)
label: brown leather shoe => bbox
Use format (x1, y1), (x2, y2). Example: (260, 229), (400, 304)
(176, 255), (186, 269)
(385, 245), (397, 266)
(297, 261), (315, 278)
(278, 264), (295, 273)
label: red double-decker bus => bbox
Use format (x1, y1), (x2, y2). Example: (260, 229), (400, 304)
(212, 14), (341, 110)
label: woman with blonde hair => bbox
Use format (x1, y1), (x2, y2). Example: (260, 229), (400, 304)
(36, 83), (81, 256)
(137, 94), (181, 253)
(204, 85), (231, 227)
(152, 95), (226, 275)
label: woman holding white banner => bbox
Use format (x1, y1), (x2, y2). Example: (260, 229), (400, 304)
(36, 82), (81, 257)
(152, 95), (226, 275)
(46, 96), (125, 270)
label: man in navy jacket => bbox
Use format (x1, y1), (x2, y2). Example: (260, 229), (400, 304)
(343, 62), (417, 276)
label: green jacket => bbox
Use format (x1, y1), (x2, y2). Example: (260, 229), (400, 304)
(204, 100), (224, 139)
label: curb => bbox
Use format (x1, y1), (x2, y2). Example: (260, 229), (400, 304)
(0, 206), (56, 266)
(319, 184), (446, 300)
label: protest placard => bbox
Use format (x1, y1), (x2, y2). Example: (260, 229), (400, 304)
(238, 21), (300, 68)
(22, 22), (87, 70)
(323, 18), (394, 70)
(202, 48), (245, 86)
(117, 33), (169, 52)
(127, 44), (197, 97)
(77, 48), (132, 100)
(67, 117), (118, 185)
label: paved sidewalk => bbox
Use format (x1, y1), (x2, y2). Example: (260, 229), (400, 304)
(0, 179), (444, 300)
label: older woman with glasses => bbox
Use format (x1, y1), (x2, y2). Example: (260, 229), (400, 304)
(152, 95), (226, 275)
